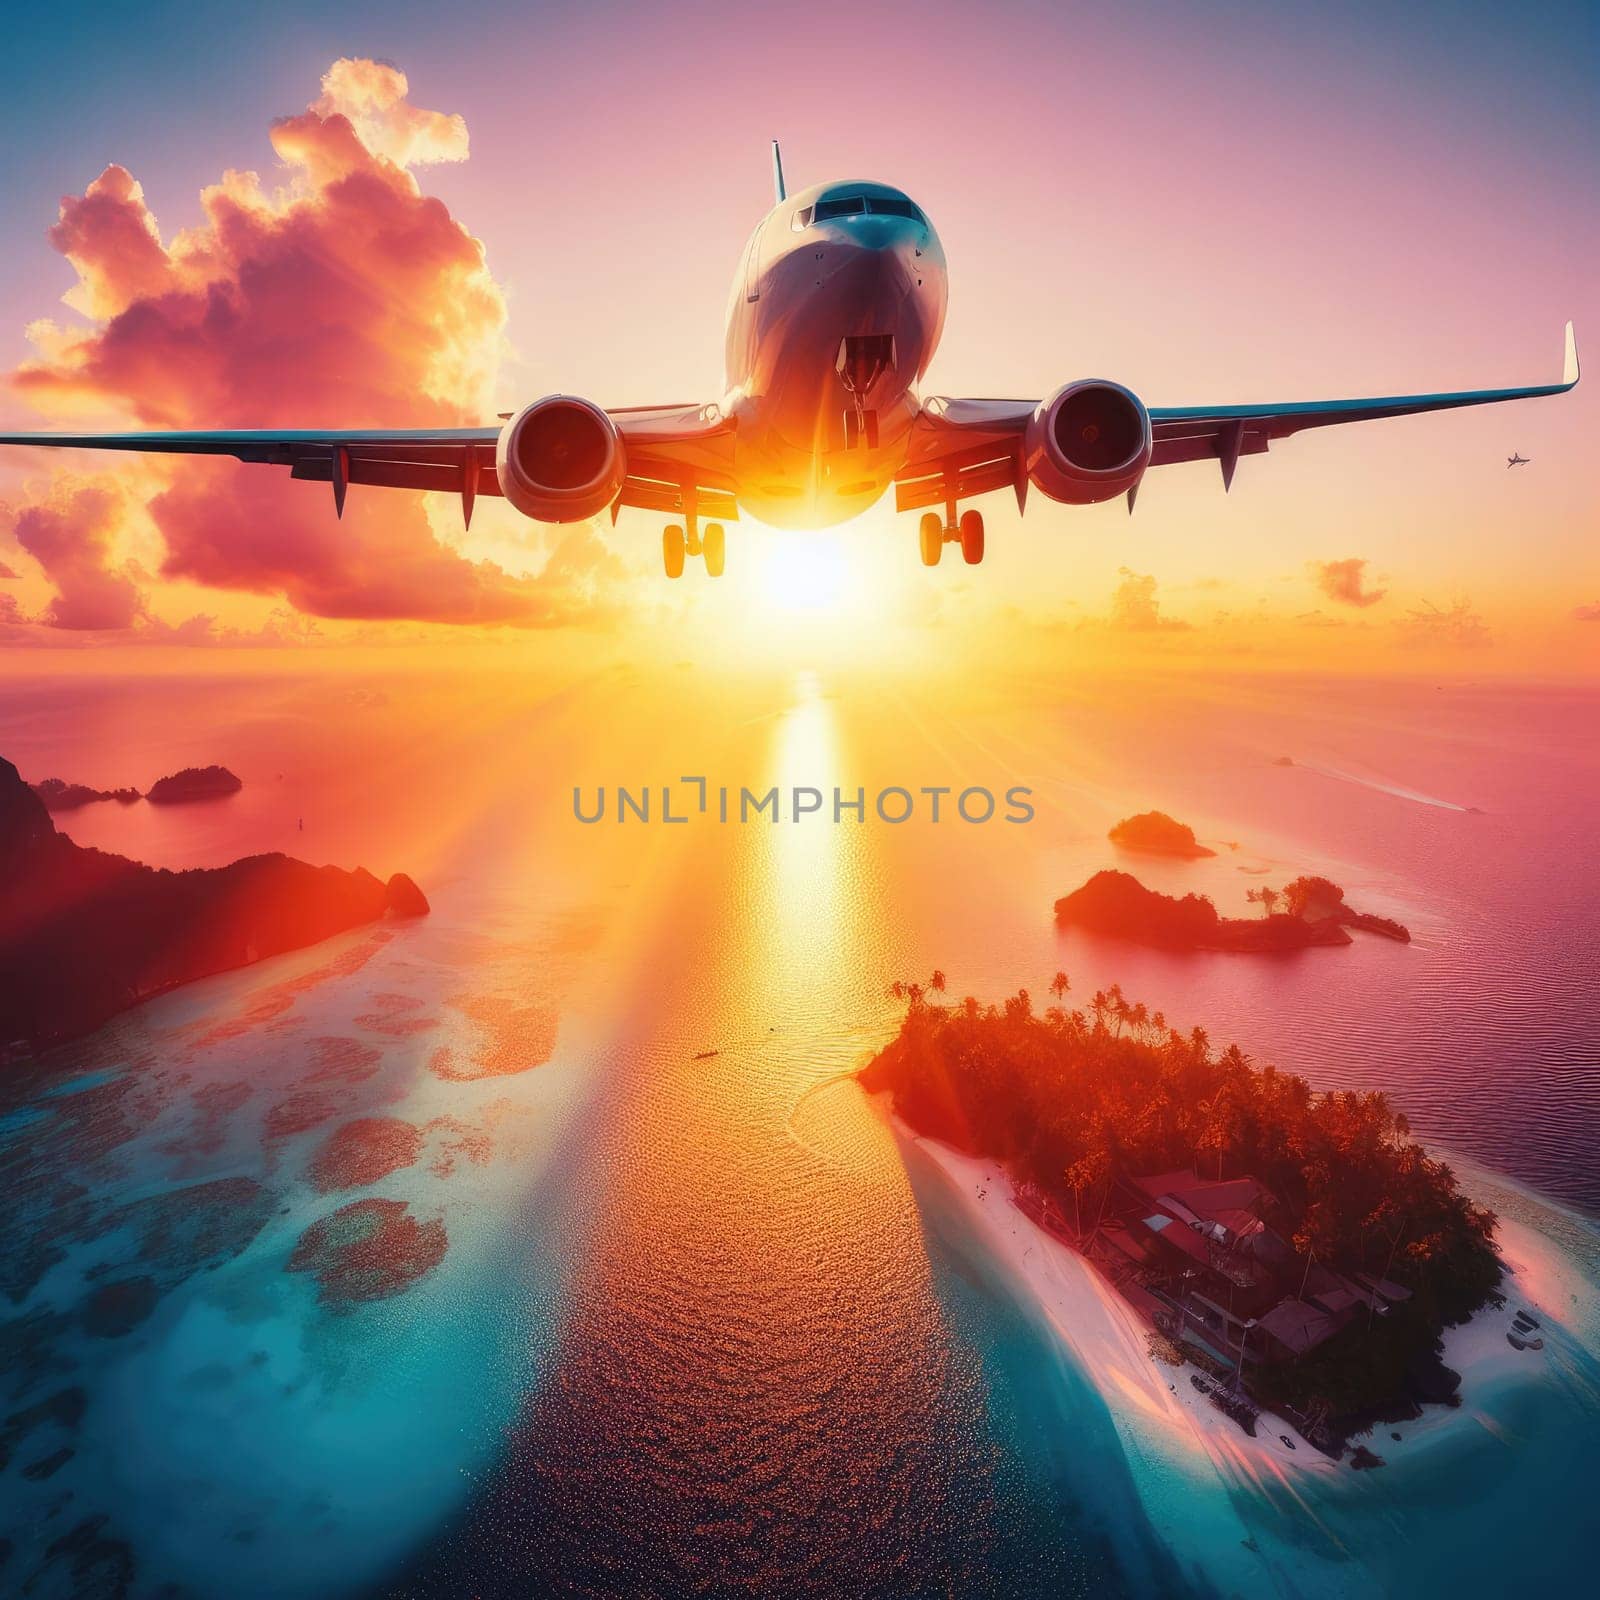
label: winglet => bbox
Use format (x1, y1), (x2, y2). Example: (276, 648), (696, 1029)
(771, 140), (786, 204)
(1562, 320), (1579, 388)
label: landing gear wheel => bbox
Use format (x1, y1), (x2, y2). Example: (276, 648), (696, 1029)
(663, 524), (686, 579)
(919, 512), (943, 567)
(959, 508), (985, 565)
(704, 522), (726, 577)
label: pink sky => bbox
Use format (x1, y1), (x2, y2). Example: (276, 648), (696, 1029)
(0, 1), (1594, 669)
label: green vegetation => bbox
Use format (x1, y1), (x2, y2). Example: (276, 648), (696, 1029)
(863, 975), (1499, 1425)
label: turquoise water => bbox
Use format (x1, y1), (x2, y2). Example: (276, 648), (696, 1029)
(906, 1141), (1600, 1598)
(2, 667), (1598, 1596)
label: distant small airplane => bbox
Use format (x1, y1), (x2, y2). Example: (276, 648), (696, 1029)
(1507, 452), (1530, 467)
(0, 142), (1581, 577)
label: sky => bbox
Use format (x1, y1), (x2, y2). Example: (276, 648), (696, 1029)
(0, 0), (1595, 671)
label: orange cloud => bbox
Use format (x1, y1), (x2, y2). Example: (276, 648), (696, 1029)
(7, 59), (608, 631)
(310, 59), (470, 171)
(1573, 601), (1600, 622)
(1310, 557), (1387, 608)
(10, 477), (143, 629)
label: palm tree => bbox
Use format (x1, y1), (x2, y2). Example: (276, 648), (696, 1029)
(1050, 970), (1070, 1002)
(1245, 885), (1281, 917)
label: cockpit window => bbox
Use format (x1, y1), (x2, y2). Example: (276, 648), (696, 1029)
(868, 197), (924, 221)
(814, 196), (867, 220)
(801, 195), (925, 226)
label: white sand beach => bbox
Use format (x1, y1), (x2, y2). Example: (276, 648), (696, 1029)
(887, 1109), (1584, 1486)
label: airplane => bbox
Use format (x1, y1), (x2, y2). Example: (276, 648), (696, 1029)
(0, 142), (1581, 579)
(1507, 452), (1530, 467)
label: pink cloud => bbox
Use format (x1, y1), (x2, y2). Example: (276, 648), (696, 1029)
(1573, 601), (1600, 622)
(1310, 557), (1386, 608)
(7, 60), (607, 631)
(11, 477), (144, 630)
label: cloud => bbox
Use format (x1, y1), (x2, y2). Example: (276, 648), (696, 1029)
(0, 560), (18, 579)
(1107, 567), (1190, 632)
(1309, 557), (1387, 608)
(6, 59), (609, 632)
(9, 477), (144, 629)
(1573, 601), (1600, 622)
(1396, 597), (1491, 650)
(310, 58), (469, 170)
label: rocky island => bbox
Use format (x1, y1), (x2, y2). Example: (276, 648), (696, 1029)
(0, 756), (427, 1052)
(29, 778), (142, 813)
(863, 975), (1502, 1460)
(145, 765), (243, 804)
(1055, 870), (1409, 951)
(28, 765), (244, 810)
(1107, 810), (1216, 858)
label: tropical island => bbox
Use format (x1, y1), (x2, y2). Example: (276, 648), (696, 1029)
(0, 756), (426, 1052)
(1108, 810), (1215, 858)
(1055, 870), (1409, 951)
(861, 974), (1502, 1458)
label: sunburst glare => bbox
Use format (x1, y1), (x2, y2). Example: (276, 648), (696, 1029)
(754, 530), (857, 615)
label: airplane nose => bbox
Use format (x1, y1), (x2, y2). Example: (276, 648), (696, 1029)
(853, 216), (919, 253)
(832, 220), (920, 287)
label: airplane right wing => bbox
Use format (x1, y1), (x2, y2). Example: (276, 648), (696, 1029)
(1143, 320), (1579, 486)
(606, 403), (739, 524)
(897, 322), (1578, 510)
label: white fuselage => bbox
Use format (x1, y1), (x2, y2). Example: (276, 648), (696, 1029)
(721, 180), (948, 529)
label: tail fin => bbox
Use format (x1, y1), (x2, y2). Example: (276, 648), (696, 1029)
(771, 139), (786, 204)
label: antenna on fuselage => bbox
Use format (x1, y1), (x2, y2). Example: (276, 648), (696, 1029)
(771, 139), (786, 204)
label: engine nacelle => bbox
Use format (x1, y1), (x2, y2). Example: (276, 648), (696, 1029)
(1023, 381), (1152, 505)
(495, 395), (627, 522)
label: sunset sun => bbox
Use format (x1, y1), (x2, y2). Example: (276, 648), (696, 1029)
(754, 529), (856, 615)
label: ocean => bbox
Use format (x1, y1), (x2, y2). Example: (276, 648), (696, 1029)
(1, 661), (1596, 1596)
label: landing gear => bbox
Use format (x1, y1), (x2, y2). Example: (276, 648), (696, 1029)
(664, 524), (686, 579)
(842, 407), (880, 450)
(662, 510), (726, 578)
(704, 522), (725, 577)
(959, 508), (985, 565)
(917, 506), (986, 567)
(838, 335), (893, 451)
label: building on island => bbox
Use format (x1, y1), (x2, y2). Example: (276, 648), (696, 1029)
(1072, 1166), (1383, 1370)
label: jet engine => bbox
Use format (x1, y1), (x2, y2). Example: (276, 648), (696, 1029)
(1023, 381), (1152, 505)
(496, 396), (627, 522)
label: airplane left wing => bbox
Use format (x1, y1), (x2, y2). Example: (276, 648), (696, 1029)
(0, 401), (740, 527)
(897, 321), (1578, 510)
(0, 425), (506, 522)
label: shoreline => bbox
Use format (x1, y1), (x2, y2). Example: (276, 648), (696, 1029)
(883, 1102), (1577, 1484)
